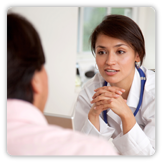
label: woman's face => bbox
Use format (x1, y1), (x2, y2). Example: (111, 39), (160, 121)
(95, 34), (140, 86)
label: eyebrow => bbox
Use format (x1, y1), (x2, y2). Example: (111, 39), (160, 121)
(114, 44), (128, 47)
(96, 44), (128, 49)
(96, 45), (106, 49)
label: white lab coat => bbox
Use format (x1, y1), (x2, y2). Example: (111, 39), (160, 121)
(74, 66), (155, 155)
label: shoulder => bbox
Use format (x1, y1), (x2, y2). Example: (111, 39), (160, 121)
(43, 125), (118, 155)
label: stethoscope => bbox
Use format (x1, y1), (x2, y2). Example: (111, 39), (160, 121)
(102, 66), (146, 124)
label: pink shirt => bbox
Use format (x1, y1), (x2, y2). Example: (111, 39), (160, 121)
(7, 99), (118, 156)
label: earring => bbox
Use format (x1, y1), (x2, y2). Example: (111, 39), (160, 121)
(135, 62), (141, 68)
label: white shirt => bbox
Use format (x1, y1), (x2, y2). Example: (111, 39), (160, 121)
(7, 99), (118, 156)
(74, 66), (155, 155)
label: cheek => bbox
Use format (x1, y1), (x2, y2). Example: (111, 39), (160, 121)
(96, 56), (105, 68)
(119, 54), (135, 67)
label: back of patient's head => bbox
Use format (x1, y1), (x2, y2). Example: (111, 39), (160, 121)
(7, 13), (45, 103)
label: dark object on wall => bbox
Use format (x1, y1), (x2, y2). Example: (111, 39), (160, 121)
(85, 71), (95, 78)
(76, 68), (80, 75)
(76, 63), (80, 75)
(150, 69), (155, 72)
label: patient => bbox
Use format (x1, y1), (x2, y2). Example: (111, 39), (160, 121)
(7, 13), (118, 155)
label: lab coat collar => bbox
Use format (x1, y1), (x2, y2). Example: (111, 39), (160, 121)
(7, 99), (48, 125)
(126, 67), (141, 108)
(106, 67), (140, 126)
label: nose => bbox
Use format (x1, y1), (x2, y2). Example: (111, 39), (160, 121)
(105, 52), (116, 65)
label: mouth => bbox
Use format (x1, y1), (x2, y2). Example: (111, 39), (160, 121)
(106, 69), (119, 72)
(104, 69), (120, 75)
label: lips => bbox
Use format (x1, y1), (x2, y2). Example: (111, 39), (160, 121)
(104, 68), (120, 72)
(106, 69), (118, 72)
(104, 68), (119, 76)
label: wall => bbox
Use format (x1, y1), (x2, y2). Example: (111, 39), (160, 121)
(9, 7), (78, 116)
(137, 7), (155, 69)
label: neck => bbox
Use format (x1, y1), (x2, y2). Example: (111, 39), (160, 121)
(33, 94), (45, 113)
(110, 69), (135, 100)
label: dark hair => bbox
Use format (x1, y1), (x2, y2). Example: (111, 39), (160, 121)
(7, 13), (45, 103)
(90, 14), (145, 65)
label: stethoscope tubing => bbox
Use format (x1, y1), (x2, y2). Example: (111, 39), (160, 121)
(102, 67), (146, 124)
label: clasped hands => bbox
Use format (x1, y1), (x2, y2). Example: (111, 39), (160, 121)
(90, 86), (132, 119)
(89, 85), (136, 134)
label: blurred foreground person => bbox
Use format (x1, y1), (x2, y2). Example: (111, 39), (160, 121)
(7, 13), (118, 156)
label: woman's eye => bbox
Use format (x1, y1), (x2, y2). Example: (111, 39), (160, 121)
(97, 51), (107, 55)
(117, 50), (125, 54)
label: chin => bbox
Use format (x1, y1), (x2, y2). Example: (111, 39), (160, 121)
(103, 76), (119, 84)
(106, 80), (118, 85)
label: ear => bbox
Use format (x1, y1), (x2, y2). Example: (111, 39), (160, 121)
(31, 71), (42, 94)
(135, 52), (141, 62)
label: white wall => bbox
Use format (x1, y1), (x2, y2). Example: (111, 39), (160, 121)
(137, 7), (155, 69)
(9, 7), (78, 116)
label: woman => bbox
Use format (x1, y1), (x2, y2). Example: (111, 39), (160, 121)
(74, 15), (155, 155)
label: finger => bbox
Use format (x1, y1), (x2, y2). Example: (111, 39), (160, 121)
(106, 86), (125, 94)
(92, 89), (106, 99)
(94, 103), (112, 111)
(91, 96), (110, 104)
(92, 86), (122, 99)
(94, 86), (108, 92)
(94, 106), (110, 111)
(94, 99), (112, 106)
(92, 89), (109, 99)
(92, 91), (120, 99)
(94, 86), (125, 94)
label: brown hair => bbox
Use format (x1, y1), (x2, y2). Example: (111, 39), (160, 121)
(7, 13), (45, 103)
(90, 15), (145, 65)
